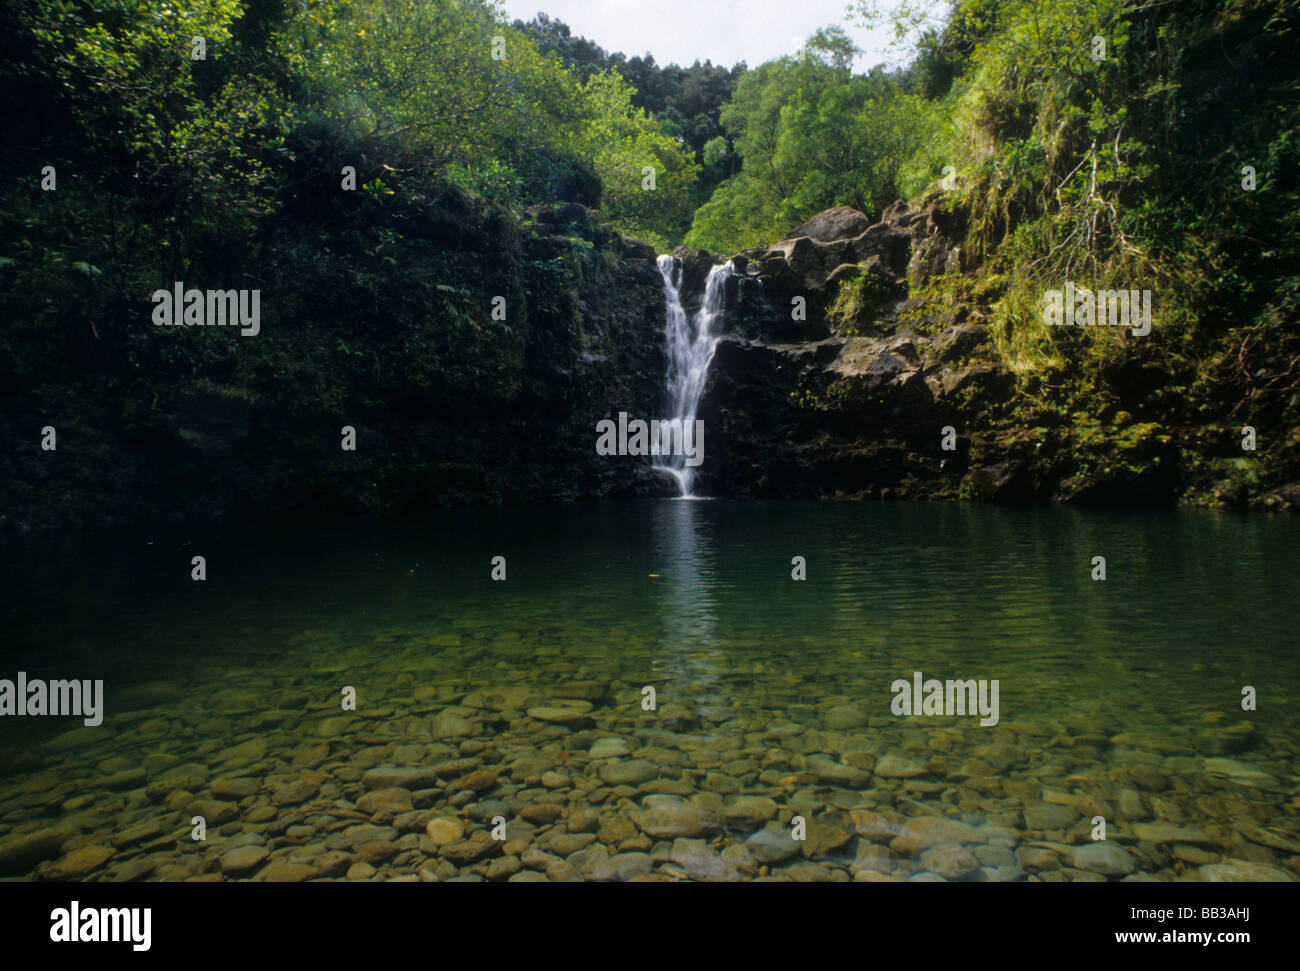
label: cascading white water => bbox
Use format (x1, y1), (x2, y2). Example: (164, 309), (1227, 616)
(654, 255), (733, 497)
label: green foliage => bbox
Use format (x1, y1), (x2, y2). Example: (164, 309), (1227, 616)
(845, 0), (1300, 415)
(685, 42), (929, 252)
(513, 14), (744, 207)
(827, 270), (899, 334)
(0, 0), (716, 528)
(687, 171), (793, 253)
(574, 71), (700, 247)
(3, 0), (1298, 515)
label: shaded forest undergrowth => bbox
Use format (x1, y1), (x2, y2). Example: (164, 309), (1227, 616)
(0, 0), (1296, 525)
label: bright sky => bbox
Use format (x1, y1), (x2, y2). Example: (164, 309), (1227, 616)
(499, 0), (908, 72)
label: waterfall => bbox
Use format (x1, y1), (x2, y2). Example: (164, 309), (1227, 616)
(654, 255), (733, 497)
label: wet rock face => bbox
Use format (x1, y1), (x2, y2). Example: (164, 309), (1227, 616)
(683, 198), (1186, 505)
(784, 206), (874, 242)
(2, 194), (678, 528)
(694, 296), (997, 501)
(671, 247), (727, 319)
(695, 332), (960, 500)
(740, 220), (912, 296)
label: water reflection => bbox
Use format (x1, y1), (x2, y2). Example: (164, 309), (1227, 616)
(648, 497), (729, 706)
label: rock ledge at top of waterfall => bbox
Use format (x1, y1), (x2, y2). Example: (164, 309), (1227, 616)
(659, 198), (969, 348)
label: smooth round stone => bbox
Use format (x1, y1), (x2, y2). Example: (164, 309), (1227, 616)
(703, 772), (741, 794)
(1017, 847), (1061, 871)
(425, 819), (464, 846)
(669, 838), (740, 881)
(920, 843), (980, 879)
(98, 755), (132, 774)
(1238, 823), (1300, 854)
(112, 820), (163, 847)
(594, 852), (653, 881)
(1072, 843), (1136, 877)
(723, 796), (778, 827)
(569, 847), (608, 878)
(221, 738), (267, 762)
(788, 789), (828, 817)
(220, 846), (269, 875)
(357, 787), (414, 815)
(1131, 822), (1216, 846)
(745, 821), (801, 864)
(631, 803), (708, 839)
(141, 752), (182, 774)
(471, 687), (541, 711)
(1200, 860), (1296, 882)
(508, 870), (550, 882)
(361, 767), (443, 790)
(485, 856), (522, 880)
(448, 770), (498, 795)
(99, 768), (147, 790)
(1024, 802), (1076, 830)
(392, 743), (428, 763)
(809, 760), (869, 787)
(590, 738), (631, 759)
(519, 804), (565, 825)
(1173, 845), (1219, 865)
(873, 755), (927, 779)
(824, 706), (867, 730)
(357, 841), (398, 864)
(432, 714), (474, 739)
(308, 852), (351, 878)
(466, 799), (510, 822)
(45, 845), (115, 879)
(804, 820), (853, 856)
(115, 857), (157, 882)
(599, 760), (659, 786)
(827, 790), (870, 810)
(544, 831), (596, 856)
(1202, 758), (1276, 787)
(974, 845), (1017, 868)
(159, 763), (210, 788)
(0, 829), (72, 875)
(526, 705), (594, 726)
(271, 779), (320, 806)
(211, 777), (259, 800)
(782, 861), (845, 882)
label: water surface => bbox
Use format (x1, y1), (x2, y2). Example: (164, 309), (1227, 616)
(0, 502), (1296, 882)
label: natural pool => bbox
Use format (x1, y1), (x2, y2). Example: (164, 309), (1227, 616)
(0, 501), (1296, 881)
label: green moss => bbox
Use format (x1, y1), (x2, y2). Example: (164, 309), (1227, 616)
(828, 267), (900, 334)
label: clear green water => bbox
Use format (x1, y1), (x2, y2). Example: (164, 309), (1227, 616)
(1, 501), (1297, 882)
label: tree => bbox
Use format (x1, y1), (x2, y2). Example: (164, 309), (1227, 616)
(686, 33), (927, 252)
(574, 70), (700, 248)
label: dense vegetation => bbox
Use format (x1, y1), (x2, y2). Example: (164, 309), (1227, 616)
(514, 13), (744, 211)
(0, 0), (690, 522)
(1, 0), (1296, 522)
(683, 0), (1299, 504)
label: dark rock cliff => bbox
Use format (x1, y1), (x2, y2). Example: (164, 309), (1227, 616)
(0, 192), (677, 530)
(674, 200), (1292, 507)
